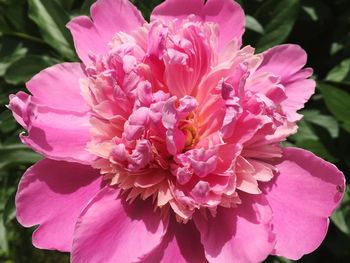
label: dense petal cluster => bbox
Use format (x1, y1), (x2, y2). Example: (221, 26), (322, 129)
(9, 0), (345, 262)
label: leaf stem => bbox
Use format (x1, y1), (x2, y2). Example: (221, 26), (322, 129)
(3, 32), (45, 44)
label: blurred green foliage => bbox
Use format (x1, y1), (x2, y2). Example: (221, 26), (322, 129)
(0, 0), (349, 262)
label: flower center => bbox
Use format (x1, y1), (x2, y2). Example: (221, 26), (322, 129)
(180, 112), (199, 150)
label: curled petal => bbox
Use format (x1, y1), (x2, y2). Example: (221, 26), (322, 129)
(257, 44), (316, 121)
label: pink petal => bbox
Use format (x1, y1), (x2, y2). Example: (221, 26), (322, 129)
(8, 62), (95, 164)
(203, 0), (245, 49)
(67, 0), (145, 63)
(282, 77), (316, 121)
(257, 44), (316, 121)
(259, 45), (307, 80)
(151, 0), (245, 49)
(151, 0), (204, 21)
(262, 147), (345, 260)
(8, 91), (31, 129)
(26, 63), (89, 112)
(16, 159), (101, 252)
(142, 218), (207, 263)
(18, 103), (94, 164)
(71, 187), (168, 263)
(194, 194), (275, 263)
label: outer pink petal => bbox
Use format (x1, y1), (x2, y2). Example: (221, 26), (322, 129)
(203, 0), (245, 49)
(71, 187), (168, 263)
(16, 159), (101, 252)
(26, 63), (89, 112)
(262, 147), (345, 260)
(282, 77), (315, 121)
(22, 109), (93, 164)
(9, 97), (94, 164)
(194, 194), (275, 263)
(258, 45), (307, 80)
(142, 218), (207, 263)
(67, 0), (145, 63)
(257, 44), (316, 121)
(151, 0), (245, 49)
(8, 63), (94, 164)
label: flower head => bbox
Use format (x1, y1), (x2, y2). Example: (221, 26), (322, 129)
(9, 0), (345, 262)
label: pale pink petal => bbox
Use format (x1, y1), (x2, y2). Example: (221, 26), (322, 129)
(194, 194), (275, 262)
(151, 0), (245, 49)
(67, 0), (145, 63)
(262, 147), (345, 260)
(142, 218), (207, 263)
(16, 159), (101, 252)
(26, 63), (89, 112)
(257, 44), (316, 121)
(71, 187), (168, 263)
(162, 96), (197, 154)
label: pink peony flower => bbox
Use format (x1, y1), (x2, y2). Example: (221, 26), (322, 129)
(9, 0), (346, 262)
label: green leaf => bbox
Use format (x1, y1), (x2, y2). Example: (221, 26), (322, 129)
(331, 188), (350, 236)
(326, 58), (350, 84)
(81, 0), (95, 15)
(28, 0), (76, 60)
(270, 256), (293, 263)
(318, 82), (350, 123)
(2, 190), (15, 225)
(0, 0), (29, 33)
(302, 110), (339, 138)
(0, 111), (17, 134)
(0, 43), (27, 76)
(245, 15), (264, 34)
(254, 0), (300, 52)
(4, 55), (58, 85)
(342, 121), (350, 134)
(54, 0), (75, 11)
(291, 119), (318, 142)
(330, 42), (344, 56)
(302, 6), (318, 21)
(295, 139), (337, 163)
(0, 144), (41, 169)
(291, 119), (338, 162)
(0, 218), (8, 253)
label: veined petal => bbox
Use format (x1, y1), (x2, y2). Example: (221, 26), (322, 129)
(71, 187), (168, 263)
(16, 101), (93, 164)
(257, 44), (316, 121)
(8, 62), (95, 164)
(67, 0), (145, 63)
(16, 159), (101, 252)
(194, 194), (275, 263)
(151, 0), (245, 49)
(141, 218), (207, 263)
(262, 147), (345, 260)
(26, 63), (89, 112)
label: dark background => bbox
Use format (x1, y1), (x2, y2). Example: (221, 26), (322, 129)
(0, 0), (349, 262)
